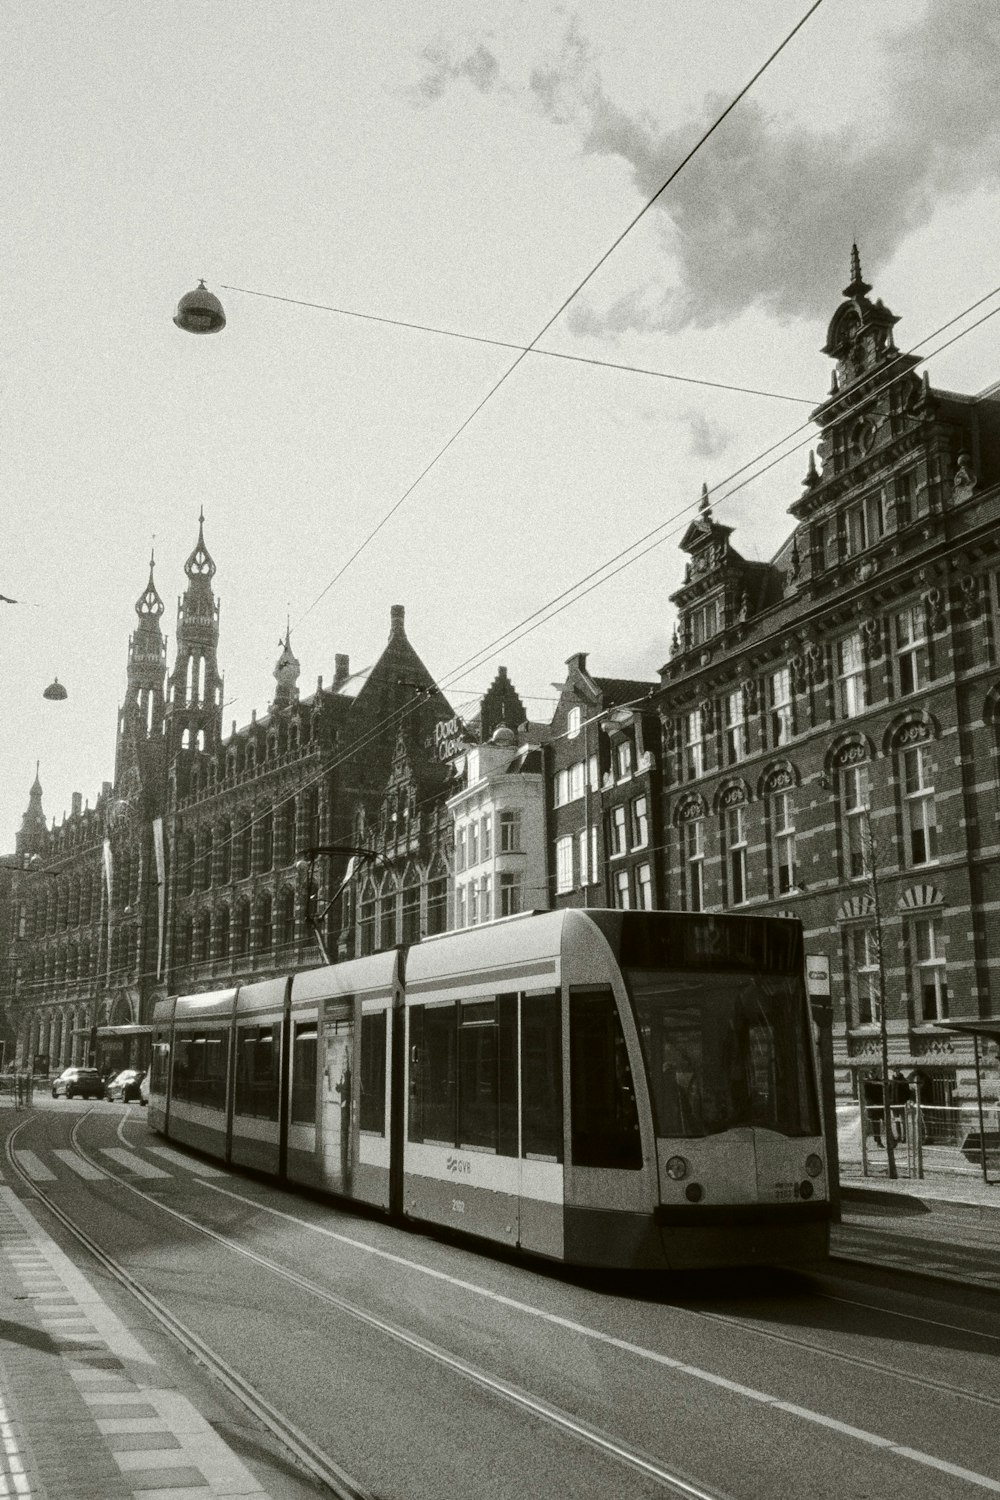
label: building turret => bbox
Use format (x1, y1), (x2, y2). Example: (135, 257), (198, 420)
(114, 552), (167, 786)
(166, 511), (223, 757)
(15, 765), (47, 857)
(271, 622), (300, 709)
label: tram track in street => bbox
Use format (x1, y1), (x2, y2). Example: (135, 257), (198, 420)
(6, 1110), (736, 1500)
(9, 1106), (1000, 1496)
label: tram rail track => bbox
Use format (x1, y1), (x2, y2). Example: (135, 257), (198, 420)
(6, 1109), (733, 1500)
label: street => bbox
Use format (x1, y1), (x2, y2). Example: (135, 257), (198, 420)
(2, 1099), (998, 1500)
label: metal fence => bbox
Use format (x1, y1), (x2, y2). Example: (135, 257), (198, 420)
(839, 1099), (1000, 1180)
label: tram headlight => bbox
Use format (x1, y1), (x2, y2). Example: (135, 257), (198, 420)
(665, 1155), (689, 1181)
(799, 1180), (814, 1199)
(685, 1183), (704, 1203)
(805, 1154), (823, 1178)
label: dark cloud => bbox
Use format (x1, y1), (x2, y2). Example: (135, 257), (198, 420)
(409, 40), (502, 104)
(684, 410), (730, 460)
(412, 4), (1000, 333)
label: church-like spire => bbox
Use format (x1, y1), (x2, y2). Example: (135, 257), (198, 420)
(136, 550), (165, 620)
(115, 550), (168, 786)
(843, 241), (871, 299)
(166, 512), (223, 758)
(184, 508), (216, 582)
(272, 620), (300, 707)
(16, 763), (47, 856)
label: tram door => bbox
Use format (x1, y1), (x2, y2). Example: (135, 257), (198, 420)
(321, 1000), (354, 1195)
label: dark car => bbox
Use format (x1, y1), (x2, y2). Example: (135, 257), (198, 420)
(51, 1066), (104, 1100)
(105, 1068), (145, 1103)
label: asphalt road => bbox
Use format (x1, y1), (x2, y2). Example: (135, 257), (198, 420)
(6, 1100), (1000, 1500)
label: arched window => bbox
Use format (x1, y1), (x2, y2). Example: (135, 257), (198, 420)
(182, 833), (196, 896)
(193, 910), (211, 963)
(256, 892), (272, 952)
(257, 811), (274, 872)
(276, 799), (296, 866)
(200, 828), (213, 890)
(216, 905), (230, 959)
(277, 887), (296, 949)
(68, 876), (81, 927)
(378, 879), (397, 950)
(176, 914), (193, 967)
(299, 786), (319, 852)
(235, 899), (251, 957)
(358, 880), (377, 957)
(236, 817), (252, 880)
(401, 869), (421, 944)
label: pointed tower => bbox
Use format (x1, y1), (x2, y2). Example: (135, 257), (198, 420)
(166, 511), (223, 757)
(15, 764), (47, 857)
(271, 622), (300, 710)
(114, 551), (167, 787)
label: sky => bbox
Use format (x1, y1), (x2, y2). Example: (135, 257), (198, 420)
(3, 0), (1000, 849)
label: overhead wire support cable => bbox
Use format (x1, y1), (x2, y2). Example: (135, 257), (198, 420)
(292, 0), (827, 630)
(145, 280), (1000, 898)
(220, 283), (813, 405)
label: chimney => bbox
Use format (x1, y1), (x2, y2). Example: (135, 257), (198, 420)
(333, 654), (350, 690)
(390, 604), (405, 637)
(71, 792), (82, 817)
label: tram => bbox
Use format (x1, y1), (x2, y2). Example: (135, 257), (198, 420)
(147, 908), (830, 1269)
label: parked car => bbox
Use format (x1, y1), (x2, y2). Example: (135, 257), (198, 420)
(105, 1068), (145, 1103)
(51, 1066), (104, 1100)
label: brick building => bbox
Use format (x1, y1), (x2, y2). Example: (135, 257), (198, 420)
(546, 249), (1000, 1103)
(1, 521), (460, 1071)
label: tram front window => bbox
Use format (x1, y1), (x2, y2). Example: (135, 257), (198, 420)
(627, 972), (819, 1138)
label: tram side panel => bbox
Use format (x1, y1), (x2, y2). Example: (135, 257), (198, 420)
(147, 996), (176, 1135)
(401, 912), (570, 1260)
(229, 977), (290, 1175)
(287, 952), (400, 1209)
(166, 988), (238, 1158)
(558, 914), (665, 1269)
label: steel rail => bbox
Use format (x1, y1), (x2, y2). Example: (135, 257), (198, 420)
(4, 1112), (376, 1500)
(34, 1110), (731, 1500)
(70, 1111), (1000, 1413)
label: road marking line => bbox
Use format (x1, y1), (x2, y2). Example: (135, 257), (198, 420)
(52, 1150), (107, 1181)
(144, 1146), (225, 1177)
(198, 1177), (1000, 1494)
(99, 1149), (170, 1179)
(13, 1151), (56, 1182)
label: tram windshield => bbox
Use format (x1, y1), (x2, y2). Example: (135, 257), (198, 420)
(626, 970), (820, 1139)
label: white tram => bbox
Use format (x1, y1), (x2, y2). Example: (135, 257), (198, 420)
(148, 909), (830, 1269)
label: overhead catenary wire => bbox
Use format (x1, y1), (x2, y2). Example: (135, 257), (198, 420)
(290, 0), (827, 633)
(22, 280), (1000, 907)
(220, 282), (815, 406)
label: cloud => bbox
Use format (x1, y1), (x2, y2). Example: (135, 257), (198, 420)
(408, 40), (502, 105)
(684, 410), (730, 460)
(411, 3), (1000, 333)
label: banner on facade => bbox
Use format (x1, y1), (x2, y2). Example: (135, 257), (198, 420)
(153, 817), (165, 980)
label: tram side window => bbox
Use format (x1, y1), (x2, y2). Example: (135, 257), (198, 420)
(235, 1024), (281, 1120)
(150, 1037), (170, 1094)
(172, 1029), (228, 1109)
(570, 988), (642, 1169)
(359, 1010), (387, 1134)
(408, 1003), (456, 1145)
(290, 1022), (317, 1125)
(521, 990), (562, 1161)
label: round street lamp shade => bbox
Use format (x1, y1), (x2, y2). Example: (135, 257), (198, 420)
(174, 280), (226, 334)
(43, 677), (67, 700)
